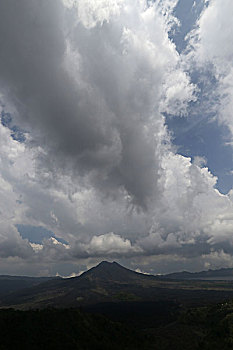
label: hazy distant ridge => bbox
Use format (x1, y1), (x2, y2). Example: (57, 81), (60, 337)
(164, 267), (233, 280)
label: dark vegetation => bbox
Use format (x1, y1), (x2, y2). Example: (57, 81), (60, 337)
(2, 262), (233, 349)
(2, 301), (233, 349)
(0, 308), (153, 350)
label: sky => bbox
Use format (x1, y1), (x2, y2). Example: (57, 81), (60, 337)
(0, 0), (233, 276)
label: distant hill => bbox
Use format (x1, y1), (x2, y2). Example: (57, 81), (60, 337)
(2, 261), (233, 310)
(0, 275), (58, 297)
(164, 267), (233, 280)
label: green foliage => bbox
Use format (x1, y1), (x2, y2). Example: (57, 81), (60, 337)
(177, 301), (233, 350)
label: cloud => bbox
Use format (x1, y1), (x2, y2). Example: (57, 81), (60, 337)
(0, 223), (33, 259)
(81, 232), (141, 256)
(0, 123), (33, 259)
(193, 156), (207, 167)
(189, 0), (233, 139)
(75, 0), (124, 28)
(0, 0), (233, 275)
(0, 0), (195, 209)
(19, 150), (233, 268)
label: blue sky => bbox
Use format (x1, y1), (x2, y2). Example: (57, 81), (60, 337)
(166, 0), (233, 194)
(166, 114), (233, 194)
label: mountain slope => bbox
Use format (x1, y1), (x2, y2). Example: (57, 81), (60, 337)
(80, 261), (150, 282)
(0, 275), (57, 297)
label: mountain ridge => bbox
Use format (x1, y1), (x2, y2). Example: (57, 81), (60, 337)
(164, 267), (233, 280)
(2, 262), (233, 280)
(2, 262), (233, 310)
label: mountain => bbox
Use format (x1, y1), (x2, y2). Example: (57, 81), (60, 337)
(0, 261), (157, 309)
(164, 267), (233, 280)
(2, 261), (233, 310)
(80, 260), (149, 281)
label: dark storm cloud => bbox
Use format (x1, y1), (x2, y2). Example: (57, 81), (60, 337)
(0, 0), (161, 208)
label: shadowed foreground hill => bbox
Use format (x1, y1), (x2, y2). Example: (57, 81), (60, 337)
(1, 301), (233, 349)
(2, 261), (233, 309)
(0, 308), (152, 350)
